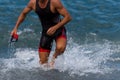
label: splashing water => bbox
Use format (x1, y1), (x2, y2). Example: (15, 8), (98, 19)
(55, 40), (114, 76)
(2, 39), (120, 77)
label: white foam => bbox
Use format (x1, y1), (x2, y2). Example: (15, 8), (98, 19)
(54, 40), (116, 75)
(1, 40), (120, 76)
(17, 28), (34, 35)
(2, 48), (40, 72)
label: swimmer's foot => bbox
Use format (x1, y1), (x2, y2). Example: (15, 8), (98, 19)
(39, 61), (50, 69)
(49, 57), (56, 69)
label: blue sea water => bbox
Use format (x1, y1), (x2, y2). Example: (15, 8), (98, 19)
(0, 0), (120, 80)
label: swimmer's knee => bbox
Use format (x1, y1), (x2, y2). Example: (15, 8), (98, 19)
(56, 46), (66, 53)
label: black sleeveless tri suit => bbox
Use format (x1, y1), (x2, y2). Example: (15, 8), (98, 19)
(35, 0), (66, 52)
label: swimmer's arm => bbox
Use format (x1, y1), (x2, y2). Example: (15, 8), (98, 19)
(14, 0), (34, 30)
(54, 0), (72, 29)
(11, 0), (34, 35)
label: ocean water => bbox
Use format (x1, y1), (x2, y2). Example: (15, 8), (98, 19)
(0, 0), (120, 80)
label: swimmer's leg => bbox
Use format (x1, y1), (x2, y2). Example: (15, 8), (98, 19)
(50, 37), (67, 67)
(38, 34), (53, 66)
(38, 48), (50, 65)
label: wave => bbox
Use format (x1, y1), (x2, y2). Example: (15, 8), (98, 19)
(0, 39), (120, 77)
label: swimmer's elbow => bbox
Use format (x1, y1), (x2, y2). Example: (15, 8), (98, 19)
(67, 14), (72, 22)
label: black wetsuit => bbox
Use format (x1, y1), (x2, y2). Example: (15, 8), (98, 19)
(35, 0), (66, 52)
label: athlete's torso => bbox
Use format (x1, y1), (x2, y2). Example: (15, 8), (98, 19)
(35, 0), (61, 33)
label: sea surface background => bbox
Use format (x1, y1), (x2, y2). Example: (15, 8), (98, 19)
(0, 0), (120, 80)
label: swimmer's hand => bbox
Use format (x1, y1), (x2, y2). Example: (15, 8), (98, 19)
(11, 27), (17, 36)
(47, 26), (57, 36)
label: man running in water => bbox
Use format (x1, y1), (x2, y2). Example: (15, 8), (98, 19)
(11, 0), (71, 67)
